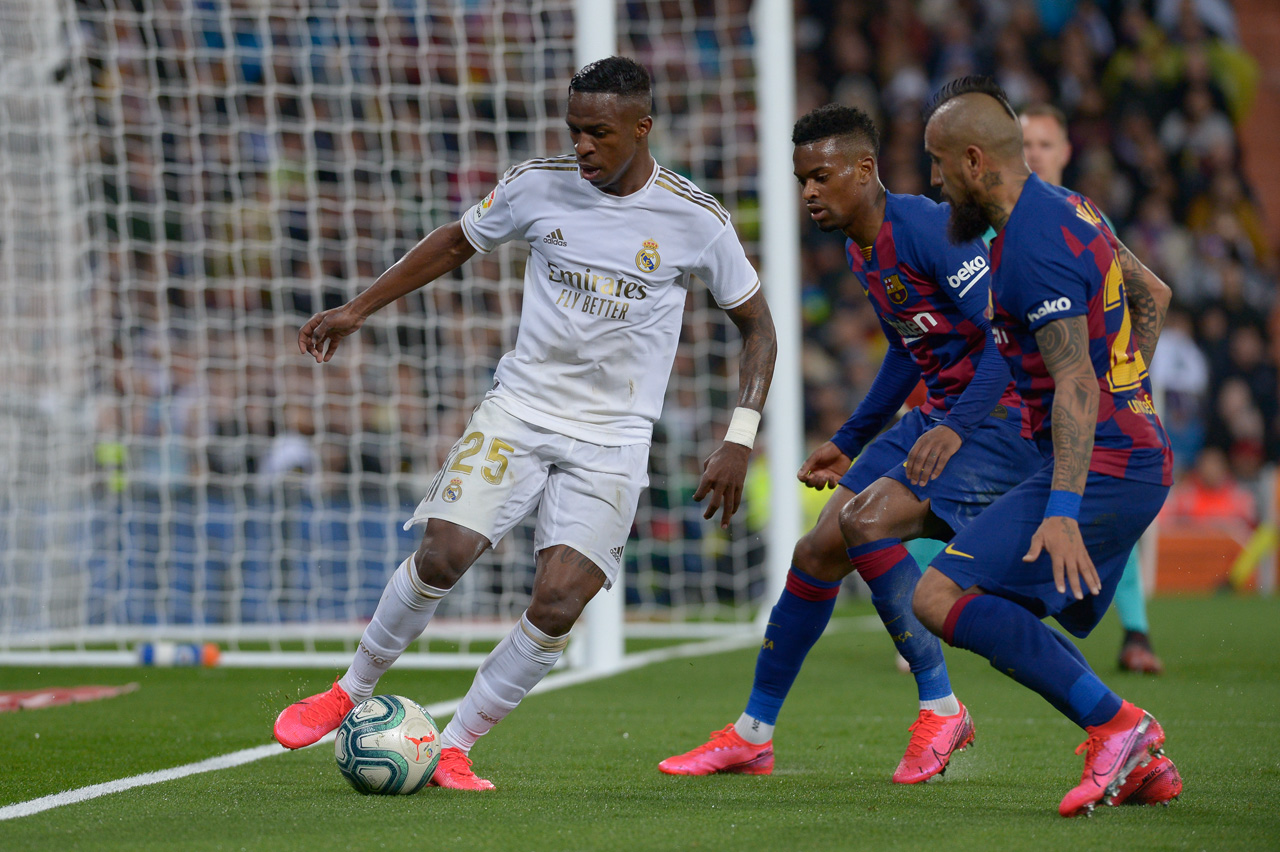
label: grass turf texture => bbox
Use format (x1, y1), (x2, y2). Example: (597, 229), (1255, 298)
(2, 596), (1277, 851)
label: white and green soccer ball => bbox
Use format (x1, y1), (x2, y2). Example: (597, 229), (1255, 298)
(334, 695), (441, 795)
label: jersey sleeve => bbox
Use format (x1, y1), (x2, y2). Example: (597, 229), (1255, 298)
(690, 221), (760, 309)
(929, 224), (991, 325)
(830, 335), (921, 458)
(1018, 238), (1091, 334)
(459, 174), (522, 254)
(926, 231), (1010, 441)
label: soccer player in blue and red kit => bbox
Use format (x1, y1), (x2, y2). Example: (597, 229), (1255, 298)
(661, 104), (1042, 783)
(918, 76), (1180, 816)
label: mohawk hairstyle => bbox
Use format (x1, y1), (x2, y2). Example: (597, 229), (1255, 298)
(792, 103), (880, 155)
(924, 75), (1017, 123)
(569, 56), (653, 111)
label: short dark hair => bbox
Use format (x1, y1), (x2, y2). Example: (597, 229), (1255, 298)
(569, 56), (653, 110)
(1019, 103), (1069, 133)
(792, 104), (880, 155)
(924, 75), (1017, 123)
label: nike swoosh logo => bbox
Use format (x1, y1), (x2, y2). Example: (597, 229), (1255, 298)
(944, 543), (974, 559)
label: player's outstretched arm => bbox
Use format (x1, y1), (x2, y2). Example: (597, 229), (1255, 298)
(299, 220), (477, 363)
(1024, 314), (1099, 600)
(1113, 238), (1172, 366)
(694, 290), (776, 529)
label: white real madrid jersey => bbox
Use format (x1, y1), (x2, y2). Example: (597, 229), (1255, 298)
(459, 157), (760, 446)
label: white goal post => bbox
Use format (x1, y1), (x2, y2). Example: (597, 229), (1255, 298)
(0, 0), (800, 671)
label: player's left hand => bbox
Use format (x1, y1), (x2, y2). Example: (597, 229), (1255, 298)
(905, 424), (962, 486)
(1023, 516), (1099, 600)
(694, 442), (751, 530)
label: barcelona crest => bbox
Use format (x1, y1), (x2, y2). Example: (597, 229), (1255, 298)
(885, 273), (908, 305)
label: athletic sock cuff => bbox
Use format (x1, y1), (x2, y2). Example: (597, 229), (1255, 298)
(785, 566), (842, 601)
(401, 557), (450, 600)
(519, 612), (570, 653)
(942, 592), (981, 645)
(846, 539), (908, 582)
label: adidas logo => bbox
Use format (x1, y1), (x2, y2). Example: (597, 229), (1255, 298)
(543, 228), (567, 247)
(610, 545), (624, 563)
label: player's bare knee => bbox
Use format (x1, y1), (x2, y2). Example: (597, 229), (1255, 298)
(525, 586), (585, 637)
(838, 495), (884, 548)
(412, 536), (469, 589)
(791, 534), (849, 583)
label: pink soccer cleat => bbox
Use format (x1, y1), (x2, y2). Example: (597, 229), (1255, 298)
(658, 724), (775, 776)
(429, 747), (496, 791)
(273, 681), (354, 749)
(1110, 754), (1182, 806)
(892, 703), (975, 784)
(1059, 702), (1166, 817)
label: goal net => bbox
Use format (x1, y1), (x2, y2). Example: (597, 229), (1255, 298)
(0, 0), (769, 666)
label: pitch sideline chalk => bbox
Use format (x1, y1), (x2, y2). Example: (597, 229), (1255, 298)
(0, 617), (881, 821)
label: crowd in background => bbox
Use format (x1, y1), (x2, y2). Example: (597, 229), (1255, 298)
(789, 0), (1270, 535)
(71, 0), (1273, 601)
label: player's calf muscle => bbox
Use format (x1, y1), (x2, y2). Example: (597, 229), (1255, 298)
(912, 569), (965, 635)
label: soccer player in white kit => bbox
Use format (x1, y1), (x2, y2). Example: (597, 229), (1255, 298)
(273, 56), (777, 790)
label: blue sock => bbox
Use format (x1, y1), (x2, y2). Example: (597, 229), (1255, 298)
(1113, 548), (1148, 633)
(1048, 626), (1091, 669)
(848, 540), (951, 702)
(945, 594), (1122, 728)
(744, 566), (841, 725)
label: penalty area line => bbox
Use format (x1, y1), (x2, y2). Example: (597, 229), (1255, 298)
(0, 624), (817, 822)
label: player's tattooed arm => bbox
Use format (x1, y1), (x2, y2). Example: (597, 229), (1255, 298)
(1114, 239), (1172, 365)
(1035, 315), (1098, 496)
(724, 289), (777, 413)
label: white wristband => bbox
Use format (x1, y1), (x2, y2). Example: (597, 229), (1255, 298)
(724, 407), (761, 449)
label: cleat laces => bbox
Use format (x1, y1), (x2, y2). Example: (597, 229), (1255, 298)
(904, 712), (946, 758)
(688, 725), (744, 755)
(300, 686), (350, 726)
(439, 749), (478, 774)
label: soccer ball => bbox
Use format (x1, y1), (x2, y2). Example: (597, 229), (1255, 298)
(334, 695), (442, 795)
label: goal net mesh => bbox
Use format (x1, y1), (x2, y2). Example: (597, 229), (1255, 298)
(0, 0), (764, 657)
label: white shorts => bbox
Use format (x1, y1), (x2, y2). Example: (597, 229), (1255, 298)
(404, 398), (649, 588)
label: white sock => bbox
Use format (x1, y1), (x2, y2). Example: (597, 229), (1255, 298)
(920, 694), (961, 716)
(734, 713), (774, 744)
(338, 557), (448, 702)
(439, 612), (568, 753)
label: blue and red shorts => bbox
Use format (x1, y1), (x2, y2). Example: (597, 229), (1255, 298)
(928, 465), (1169, 637)
(839, 407), (1043, 536)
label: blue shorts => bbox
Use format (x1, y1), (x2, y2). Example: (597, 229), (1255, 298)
(929, 466), (1169, 637)
(839, 408), (1044, 536)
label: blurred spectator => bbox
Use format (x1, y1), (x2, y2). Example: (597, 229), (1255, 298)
(71, 0), (1277, 608)
(1161, 446), (1257, 530)
(1149, 306), (1210, 470)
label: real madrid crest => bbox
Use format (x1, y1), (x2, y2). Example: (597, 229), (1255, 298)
(443, 478), (463, 502)
(635, 238), (661, 273)
(884, 273), (908, 305)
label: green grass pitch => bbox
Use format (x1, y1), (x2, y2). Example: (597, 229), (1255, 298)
(2, 596), (1278, 851)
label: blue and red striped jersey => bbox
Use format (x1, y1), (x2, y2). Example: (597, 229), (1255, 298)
(988, 175), (1173, 485)
(844, 192), (1022, 432)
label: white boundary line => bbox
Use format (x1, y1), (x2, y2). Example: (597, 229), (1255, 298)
(0, 616), (879, 822)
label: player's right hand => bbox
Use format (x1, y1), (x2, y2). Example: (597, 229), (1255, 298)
(797, 441), (851, 490)
(299, 305), (366, 363)
(1023, 516), (1099, 600)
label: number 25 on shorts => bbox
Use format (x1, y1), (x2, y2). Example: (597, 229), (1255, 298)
(447, 431), (514, 485)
